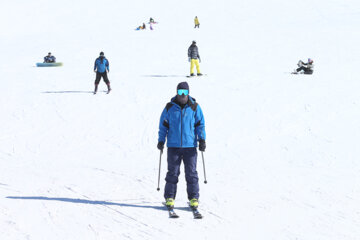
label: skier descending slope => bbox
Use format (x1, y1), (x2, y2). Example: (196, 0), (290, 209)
(188, 41), (203, 77)
(93, 52), (111, 94)
(157, 82), (206, 214)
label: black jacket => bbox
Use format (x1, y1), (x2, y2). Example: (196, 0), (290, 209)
(188, 44), (200, 60)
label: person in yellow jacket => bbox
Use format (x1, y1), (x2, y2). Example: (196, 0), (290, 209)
(188, 41), (202, 76)
(194, 16), (200, 28)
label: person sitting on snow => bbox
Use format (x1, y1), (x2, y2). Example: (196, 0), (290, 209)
(44, 52), (56, 63)
(293, 58), (314, 74)
(135, 23), (146, 30)
(136, 23), (146, 30)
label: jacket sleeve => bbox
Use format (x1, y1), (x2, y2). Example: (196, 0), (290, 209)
(94, 59), (97, 71)
(106, 59), (109, 71)
(158, 107), (170, 143)
(197, 47), (200, 60)
(195, 105), (206, 140)
(44, 57), (46, 63)
(188, 47), (191, 58)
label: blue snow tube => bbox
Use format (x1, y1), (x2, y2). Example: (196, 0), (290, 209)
(36, 62), (63, 67)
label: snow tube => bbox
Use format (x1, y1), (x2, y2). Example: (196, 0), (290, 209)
(36, 62), (63, 67)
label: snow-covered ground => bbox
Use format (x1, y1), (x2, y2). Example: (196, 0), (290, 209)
(1, 0), (360, 239)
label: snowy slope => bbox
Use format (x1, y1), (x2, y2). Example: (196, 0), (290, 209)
(1, 0), (360, 239)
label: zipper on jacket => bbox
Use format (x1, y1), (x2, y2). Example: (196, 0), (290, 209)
(180, 108), (183, 147)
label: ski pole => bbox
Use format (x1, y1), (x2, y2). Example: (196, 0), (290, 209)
(157, 150), (163, 191)
(201, 152), (208, 184)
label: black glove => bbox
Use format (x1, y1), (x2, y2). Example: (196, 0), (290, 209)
(157, 141), (164, 151)
(199, 140), (206, 152)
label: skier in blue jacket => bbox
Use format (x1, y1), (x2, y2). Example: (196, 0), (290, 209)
(93, 52), (111, 94)
(157, 81), (206, 209)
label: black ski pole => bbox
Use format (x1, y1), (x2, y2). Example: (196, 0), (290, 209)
(201, 152), (208, 184)
(157, 150), (163, 191)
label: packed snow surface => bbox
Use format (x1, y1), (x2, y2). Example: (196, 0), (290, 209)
(1, 0), (360, 239)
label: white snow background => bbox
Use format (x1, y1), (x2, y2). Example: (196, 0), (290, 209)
(1, 0), (360, 239)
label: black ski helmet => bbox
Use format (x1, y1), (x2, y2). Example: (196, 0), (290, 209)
(100, 52), (104, 56)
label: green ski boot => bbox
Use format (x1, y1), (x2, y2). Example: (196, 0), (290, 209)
(165, 198), (175, 209)
(189, 198), (199, 209)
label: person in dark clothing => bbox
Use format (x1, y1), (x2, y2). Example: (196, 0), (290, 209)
(188, 41), (202, 76)
(294, 58), (314, 74)
(93, 52), (111, 94)
(44, 52), (56, 63)
(158, 81), (206, 209)
(150, 17), (155, 23)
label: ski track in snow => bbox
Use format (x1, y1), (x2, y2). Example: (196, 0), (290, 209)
(62, 186), (167, 234)
(1, 0), (360, 239)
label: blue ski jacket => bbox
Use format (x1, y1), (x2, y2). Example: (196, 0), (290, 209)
(94, 57), (109, 73)
(158, 96), (206, 148)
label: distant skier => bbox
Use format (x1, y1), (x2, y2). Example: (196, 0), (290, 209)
(44, 52), (56, 63)
(157, 81), (206, 209)
(194, 16), (200, 28)
(188, 41), (202, 76)
(93, 52), (111, 94)
(150, 22), (154, 30)
(150, 17), (155, 23)
(293, 58), (314, 74)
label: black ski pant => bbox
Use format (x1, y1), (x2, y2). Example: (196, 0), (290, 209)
(164, 147), (199, 200)
(95, 72), (110, 84)
(296, 67), (313, 75)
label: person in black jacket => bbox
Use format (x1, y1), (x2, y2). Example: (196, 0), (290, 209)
(293, 58), (314, 74)
(188, 41), (202, 77)
(44, 52), (56, 63)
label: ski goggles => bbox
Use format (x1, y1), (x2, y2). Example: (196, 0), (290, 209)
(177, 89), (189, 96)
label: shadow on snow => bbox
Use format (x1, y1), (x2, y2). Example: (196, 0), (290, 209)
(41, 91), (97, 94)
(141, 75), (186, 78)
(6, 196), (169, 211)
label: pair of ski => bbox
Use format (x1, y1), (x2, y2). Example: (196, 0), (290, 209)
(162, 202), (203, 219)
